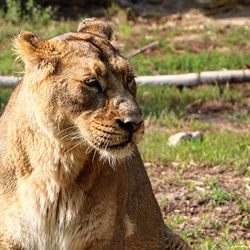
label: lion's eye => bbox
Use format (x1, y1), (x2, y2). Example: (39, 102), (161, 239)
(83, 78), (102, 92)
(127, 77), (135, 84)
(127, 76), (136, 96)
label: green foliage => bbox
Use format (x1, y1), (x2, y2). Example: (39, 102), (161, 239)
(25, 0), (53, 26)
(4, 0), (22, 23)
(0, 50), (17, 75)
(118, 21), (132, 38)
(2, 0), (53, 25)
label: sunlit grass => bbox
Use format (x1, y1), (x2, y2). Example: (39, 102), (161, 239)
(139, 130), (250, 169)
(137, 85), (243, 117)
(131, 51), (250, 75)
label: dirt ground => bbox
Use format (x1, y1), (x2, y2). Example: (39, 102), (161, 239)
(147, 163), (250, 245)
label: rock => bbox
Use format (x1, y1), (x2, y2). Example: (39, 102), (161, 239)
(168, 131), (203, 146)
(144, 162), (152, 168)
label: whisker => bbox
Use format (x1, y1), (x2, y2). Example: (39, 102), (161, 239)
(85, 138), (94, 153)
(86, 145), (94, 154)
(104, 136), (110, 151)
(57, 126), (77, 135)
(92, 148), (98, 163)
(59, 132), (80, 141)
(66, 140), (84, 153)
(70, 135), (84, 141)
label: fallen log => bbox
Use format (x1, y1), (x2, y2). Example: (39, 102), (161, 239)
(136, 70), (250, 86)
(0, 76), (21, 87)
(1, 69), (250, 88)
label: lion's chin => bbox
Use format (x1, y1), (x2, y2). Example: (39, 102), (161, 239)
(83, 131), (143, 164)
(86, 138), (136, 165)
(98, 143), (135, 165)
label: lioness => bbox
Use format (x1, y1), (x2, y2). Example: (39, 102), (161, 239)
(0, 18), (190, 250)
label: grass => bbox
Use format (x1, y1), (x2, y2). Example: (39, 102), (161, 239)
(166, 211), (250, 249)
(137, 84), (243, 117)
(204, 179), (232, 206)
(131, 51), (250, 75)
(196, 236), (249, 250)
(223, 27), (250, 47)
(136, 84), (250, 172)
(0, 88), (12, 112)
(0, 6), (250, 75)
(139, 130), (250, 168)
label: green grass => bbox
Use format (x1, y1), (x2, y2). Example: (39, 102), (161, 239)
(0, 88), (13, 112)
(139, 130), (250, 168)
(196, 236), (249, 250)
(225, 111), (250, 124)
(0, 50), (17, 75)
(137, 85), (250, 172)
(167, 212), (250, 249)
(131, 51), (250, 75)
(204, 179), (232, 206)
(223, 27), (250, 47)
(137, 84), (243, 117)
(0, 7), (250, 75)
(242, 217), (250, 229)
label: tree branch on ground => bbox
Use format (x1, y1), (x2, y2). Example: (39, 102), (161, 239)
(128, 41), (159, 59)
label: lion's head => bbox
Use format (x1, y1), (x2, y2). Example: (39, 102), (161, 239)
(14, 18), (144, 160)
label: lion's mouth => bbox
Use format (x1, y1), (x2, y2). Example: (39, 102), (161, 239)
(106, 138), (132, 150)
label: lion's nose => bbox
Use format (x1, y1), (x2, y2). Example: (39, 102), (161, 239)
(116, 117), (143, 132)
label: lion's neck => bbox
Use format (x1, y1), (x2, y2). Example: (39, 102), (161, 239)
(11, 121), (90, 181)
(3, 114), (100, 212)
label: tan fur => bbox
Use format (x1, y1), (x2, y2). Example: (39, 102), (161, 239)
(0, 18), (191, 250)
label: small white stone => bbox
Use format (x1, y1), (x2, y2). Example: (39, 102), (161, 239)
(144, 162), (152, 168)
(168, 131), (203, 146)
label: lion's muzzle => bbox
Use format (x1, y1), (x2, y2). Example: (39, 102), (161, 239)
(113, 94), (143, 131)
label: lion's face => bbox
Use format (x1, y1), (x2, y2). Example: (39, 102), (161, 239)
(15, 19), (144, 159)
(54, 35), (144, 159)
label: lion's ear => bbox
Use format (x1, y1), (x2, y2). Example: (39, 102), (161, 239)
(77, 18), (116, 41)
(14, 31), (58, 73)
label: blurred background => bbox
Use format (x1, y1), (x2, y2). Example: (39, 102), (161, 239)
(0, 0), (250, 249)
